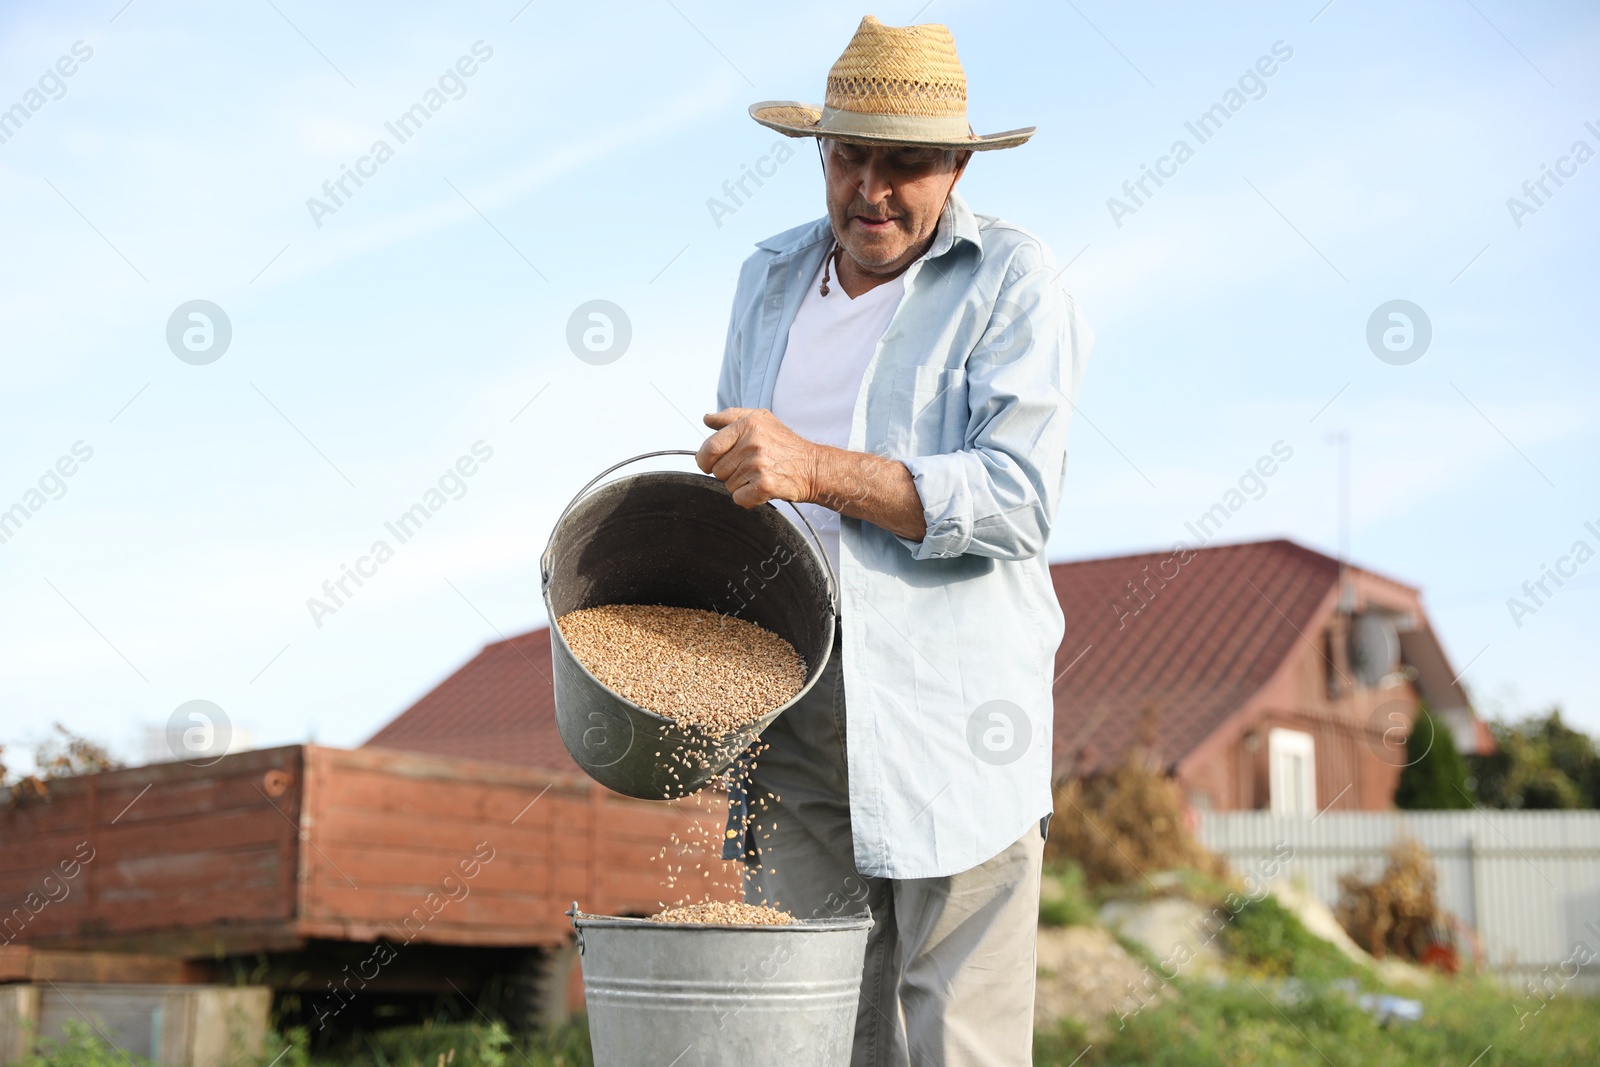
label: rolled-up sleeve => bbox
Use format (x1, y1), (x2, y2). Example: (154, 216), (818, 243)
(897, 258), (1093, 561)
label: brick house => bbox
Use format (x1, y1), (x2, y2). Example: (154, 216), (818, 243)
(1047, 538), (1489, 814)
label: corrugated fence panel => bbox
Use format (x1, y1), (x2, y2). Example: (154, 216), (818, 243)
(1197, 811), (1600, 977)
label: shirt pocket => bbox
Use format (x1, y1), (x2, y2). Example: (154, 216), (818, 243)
(886, 363), (967, 457)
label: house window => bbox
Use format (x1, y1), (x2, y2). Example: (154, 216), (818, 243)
(1268, 728), (1317, 817)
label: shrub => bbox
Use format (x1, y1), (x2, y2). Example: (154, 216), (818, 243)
(1470, 707), (1600, 809)
(1394, 707), (1473, 810)
(1335, 837), (1445, 962)
(1048, 747), (1225, 888)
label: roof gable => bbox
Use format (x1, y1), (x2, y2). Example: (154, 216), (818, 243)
(366, 629), (576, 773)
(1049, 539), (1340, 773)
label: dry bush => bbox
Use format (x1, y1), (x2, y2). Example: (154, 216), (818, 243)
(1334, 836), (1443, 961)
(1047, 746), (1226, 888)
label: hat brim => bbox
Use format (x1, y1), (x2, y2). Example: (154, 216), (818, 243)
(749, 101), (1034, 151)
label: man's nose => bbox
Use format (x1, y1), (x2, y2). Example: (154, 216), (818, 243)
(855, 159), (893, 205)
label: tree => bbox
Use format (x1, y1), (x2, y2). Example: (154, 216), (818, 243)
(1394, 706), (1473, 810)
(2, 723), (120, 805)
(31, 722), (119, 778)
(1468, 707), (1600, 810)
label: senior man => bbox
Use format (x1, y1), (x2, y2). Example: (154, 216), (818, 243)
(694, 16), (1091, 1066)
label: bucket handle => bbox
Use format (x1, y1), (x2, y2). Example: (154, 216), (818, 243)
(540, 448), (839, 616)
(567, 901), (584, 954)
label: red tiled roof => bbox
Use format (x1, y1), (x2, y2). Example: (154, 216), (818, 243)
(366, 628), (577, 774)
(1049, 539), (1339, 774)
(367, 539), (1343, 778)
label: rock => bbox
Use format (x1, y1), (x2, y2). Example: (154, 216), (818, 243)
(1268, 881), (1432, 988)
(1034, 924), (1160, 1038)
(1375, 957), (1434, 989)
(1096, 896), (1227, 978)
(1269, 881), (1370, 964)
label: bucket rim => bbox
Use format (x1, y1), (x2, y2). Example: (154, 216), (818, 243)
(541, 460), (838, 616)
(570, 908), (873, 933)
(541, 467), (838, 736)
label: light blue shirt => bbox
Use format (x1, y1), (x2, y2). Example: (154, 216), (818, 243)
(716, 189), (1093, 879)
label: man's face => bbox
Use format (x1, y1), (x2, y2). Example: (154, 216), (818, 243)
(821, 138), (971, 277)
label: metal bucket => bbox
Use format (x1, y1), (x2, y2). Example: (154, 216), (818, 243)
(540, 450), (838, 800)
(570, 904), (871, 1067)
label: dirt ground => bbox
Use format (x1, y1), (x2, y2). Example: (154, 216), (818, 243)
(1034, 924), (1161, 1037)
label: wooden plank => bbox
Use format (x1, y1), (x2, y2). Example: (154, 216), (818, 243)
(300, 745), (326, 924)
(311, 808), (593, 858)
(299, 845), (554, 896)
(318, 819), (593, 871)
(92, 771), (303, 828)
(22, 747), (304, 810)
(319, 745), (594, 794)
(0, 798), (94, 841)
(8, 920), (308, 957)
(20, 889), (291, 942)
(90, 810), (295, 862)
(0, 946), (212, 984)
(101, 846), (287, 893)
(0, 849), (92, 883)
(295, 916), (568, 949)
(316, 768), (572, 826)
(307, 884), (557, 933)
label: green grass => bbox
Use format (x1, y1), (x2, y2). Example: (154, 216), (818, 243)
(1039, 860), (1098, 927)
(1219, 892), (1366, 984)
(256, 1022), (594, 1067)
(1034, 977), (1599, 1066)
(21, 1024), (158, 1067)
(20, 977), (1599, 1067)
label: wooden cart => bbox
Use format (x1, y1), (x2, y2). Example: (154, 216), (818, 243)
(0, 745), (734, 1026)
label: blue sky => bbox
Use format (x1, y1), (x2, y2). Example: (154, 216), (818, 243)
(1, 0), (1595, 768)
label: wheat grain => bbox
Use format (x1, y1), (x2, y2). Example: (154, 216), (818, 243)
(558, 604), (805, 734)
(650, 901), (794, 925)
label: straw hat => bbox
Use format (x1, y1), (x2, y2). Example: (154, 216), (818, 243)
(750, 15), (1034, 152)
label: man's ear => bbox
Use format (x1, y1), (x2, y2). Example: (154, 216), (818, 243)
(952, 150), (973, 184)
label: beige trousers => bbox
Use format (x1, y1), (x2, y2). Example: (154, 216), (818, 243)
(742, 638), (1045, 1067)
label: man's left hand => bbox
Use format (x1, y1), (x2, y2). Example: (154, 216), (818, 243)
(697, 408), (819, 508)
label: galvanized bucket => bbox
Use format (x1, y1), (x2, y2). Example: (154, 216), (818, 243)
(570, 904), (872, 1066)
(540, 450), (838, 800)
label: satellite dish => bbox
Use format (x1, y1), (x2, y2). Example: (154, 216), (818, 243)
(1350, 612), (1401, 688)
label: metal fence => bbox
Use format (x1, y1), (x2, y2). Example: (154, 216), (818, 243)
(1196, 810), (1600, 979)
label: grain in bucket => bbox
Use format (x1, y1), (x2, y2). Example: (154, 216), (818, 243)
(540, 451), (837, 800)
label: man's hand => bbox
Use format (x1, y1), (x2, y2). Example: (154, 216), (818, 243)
(697, 407), (928, 542)
(696, 408), (819, 508)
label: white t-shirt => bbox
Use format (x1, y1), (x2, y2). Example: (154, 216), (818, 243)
(770, 256), (906, 579)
